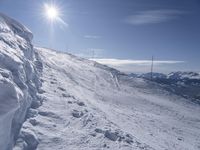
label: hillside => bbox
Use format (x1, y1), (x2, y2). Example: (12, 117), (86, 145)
(132, 72), (200, 104)
(0, 13), (200, 150)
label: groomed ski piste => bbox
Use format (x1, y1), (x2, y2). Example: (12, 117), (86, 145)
(0, 13), (199, 150)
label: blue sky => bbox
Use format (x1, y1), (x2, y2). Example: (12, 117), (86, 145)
(0, 0), (200, 73)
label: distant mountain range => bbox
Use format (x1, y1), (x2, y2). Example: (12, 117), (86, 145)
(129, 72), (200, 104)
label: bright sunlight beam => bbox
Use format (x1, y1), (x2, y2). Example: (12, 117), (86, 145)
(44, 4), (60, 21)
(43, 3), (68, 27)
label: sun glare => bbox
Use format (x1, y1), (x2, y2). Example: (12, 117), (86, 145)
(43, 3), (68, 27)
(44, 4), (60, 21)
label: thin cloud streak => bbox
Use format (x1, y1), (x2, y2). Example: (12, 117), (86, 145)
(84, 35), (101, 39)
(125, 9), (185, 25)
(91, 58), (185, 73)
(74, 48), (104, 58)
(91, 58), (185, 66)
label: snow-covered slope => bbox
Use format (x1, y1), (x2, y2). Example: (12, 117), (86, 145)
(168, 72), (200, 80)
(1, 14), (200, 150)
(14, 47), (199, 150)
(136, 72), (167, 79)
(133, 72), (200, 104)
(0, 13), (42, 150)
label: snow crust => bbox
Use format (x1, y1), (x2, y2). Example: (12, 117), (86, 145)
(0, 13), (33, 42)
(0, 13), (42, 150)
(17, 47), (199, 150)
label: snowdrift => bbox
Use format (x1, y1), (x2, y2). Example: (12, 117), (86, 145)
(0, 13), (42, 150)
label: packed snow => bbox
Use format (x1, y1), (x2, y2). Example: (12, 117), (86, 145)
(0, 13), (42, 150)
(0, 13), (200, 150)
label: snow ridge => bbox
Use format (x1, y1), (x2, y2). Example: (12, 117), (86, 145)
(0, 13), (42, 150)
(0, 13), (32, 42)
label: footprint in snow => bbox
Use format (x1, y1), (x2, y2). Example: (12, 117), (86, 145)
(38, 89), (45, 94)
(50, 81), (56, 84)
(31, 100), (42, 109)
(40, 79), (45, 83)
(72, 110), (84, 118)
(58, 87), (66, 91)
(62, 93), (75, 99)
(76, 101), (85, 106)
(94, 128), (134, 144)
(26, 109), (38, 119)
(38, 111), (62, 119)
(68, 101), (73, 104)
(29, 118), (39, 126)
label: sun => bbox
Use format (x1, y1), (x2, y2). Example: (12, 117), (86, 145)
(42, 3), (68, 27)
(44, 4), (60, 21)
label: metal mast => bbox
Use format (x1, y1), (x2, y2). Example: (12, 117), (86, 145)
(92, 49), (95, 59)
(151, 56), (154, 80)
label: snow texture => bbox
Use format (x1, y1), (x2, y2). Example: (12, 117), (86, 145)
(0, 13), (200, 150)
(18, 47), (199, 150)
(0, 13), (42, 150)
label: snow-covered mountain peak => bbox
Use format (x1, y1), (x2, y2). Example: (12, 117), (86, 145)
(168, 71), (200, 80)
(133, 71), (200, 81)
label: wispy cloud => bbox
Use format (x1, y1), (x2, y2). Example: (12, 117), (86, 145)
(84, 35), (101, 39)
(75, 48), (104, 58)
(91, 58), (185, 73)
(125, 9), (185, 25)
(91, 59), (184, 66)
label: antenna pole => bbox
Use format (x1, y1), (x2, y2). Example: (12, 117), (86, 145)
(92, 49), (95, 59)
(151, 56), (154, 80)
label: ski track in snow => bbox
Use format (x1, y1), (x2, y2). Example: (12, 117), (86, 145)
(17, 47), (200, 150)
